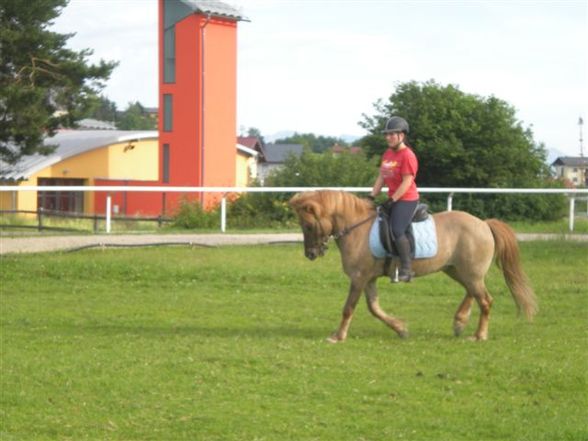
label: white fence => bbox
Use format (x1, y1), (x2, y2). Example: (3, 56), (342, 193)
(1, 186), (587, 232)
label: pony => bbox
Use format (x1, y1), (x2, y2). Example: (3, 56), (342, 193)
(289, 190), (537, 343)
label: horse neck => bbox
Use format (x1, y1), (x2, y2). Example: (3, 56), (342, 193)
(327, 197), (374, 237)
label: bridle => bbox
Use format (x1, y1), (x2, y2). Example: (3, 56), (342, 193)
(312, 213), (376, 251)
(331, 214), (376, 240)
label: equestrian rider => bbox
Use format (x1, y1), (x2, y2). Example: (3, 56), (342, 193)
(369, 116), (420, 282)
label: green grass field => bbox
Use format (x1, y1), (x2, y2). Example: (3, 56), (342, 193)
(1, 241), (587, 440)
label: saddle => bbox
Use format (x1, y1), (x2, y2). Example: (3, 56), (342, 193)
(377, 201), (430, 259)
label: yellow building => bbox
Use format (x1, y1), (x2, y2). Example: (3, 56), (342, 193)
(1, 129), (260, 215)
(236, 143), (259, 187)
(0, 130), (158, 213)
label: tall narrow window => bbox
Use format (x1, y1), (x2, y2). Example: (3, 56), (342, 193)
(164, 26), (176, 83)
(163, 94), (173, 132)
(163, 144), (170, 183)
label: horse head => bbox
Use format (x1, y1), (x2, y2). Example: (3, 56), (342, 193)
(289, 192), (334, 260)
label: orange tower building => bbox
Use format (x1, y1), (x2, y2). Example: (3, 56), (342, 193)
(93, 0), (245, 215)
(159, 0), (246, 208)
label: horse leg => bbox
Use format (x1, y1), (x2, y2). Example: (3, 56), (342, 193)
(453, 294), (474, 337)
(365, 280), (408, 338)
(444, 268), (474, 336)
(468, 281), (494, 341)
(327, 280), (364, 344)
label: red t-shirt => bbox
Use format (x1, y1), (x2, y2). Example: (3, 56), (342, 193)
(380, 147), (419, 201)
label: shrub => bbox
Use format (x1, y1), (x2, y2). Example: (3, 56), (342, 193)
(171, 199), (219, 229)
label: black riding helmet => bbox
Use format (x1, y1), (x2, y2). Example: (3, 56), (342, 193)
(382, 116), (409, 134)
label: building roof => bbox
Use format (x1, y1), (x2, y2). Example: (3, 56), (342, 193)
(237, 136), (261, 150)
(77, 118), (116, 130)
(236, 143), (259, 157)
(551, 156), (588, 167)
(262, 143), (303, 164)
(0, 130), (157, 181)
(180, 0), (248, 21)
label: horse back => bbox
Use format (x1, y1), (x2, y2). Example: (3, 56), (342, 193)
(426, 211), (495, 269)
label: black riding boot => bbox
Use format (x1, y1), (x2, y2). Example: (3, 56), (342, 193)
(394, 235), (414, 283)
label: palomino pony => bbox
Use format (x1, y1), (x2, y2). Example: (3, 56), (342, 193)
(289, 190), (537, 343)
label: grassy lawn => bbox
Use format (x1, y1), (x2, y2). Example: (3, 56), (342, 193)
(1, 242), (587, 440)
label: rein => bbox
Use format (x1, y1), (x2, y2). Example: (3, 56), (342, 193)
(331, 214), (376, 240)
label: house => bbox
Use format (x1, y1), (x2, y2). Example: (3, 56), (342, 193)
(551, 156), (588, 187)
(0, 130), (158, 214)
(331, 144), (363, 155)
(236, 143), (259, 187)
(257, 143), (303, 185)
(0, 130), (260, 214)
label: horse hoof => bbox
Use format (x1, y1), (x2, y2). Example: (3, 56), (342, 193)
(453, 324), (465, 337)
(326, 335), (344, 344)
(467, 335), (487, 342)
(398, 330), (409, 339)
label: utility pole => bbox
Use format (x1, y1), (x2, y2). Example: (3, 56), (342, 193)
(580, 116), (584, 157)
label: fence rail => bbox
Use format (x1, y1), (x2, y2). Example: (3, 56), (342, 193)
(0, 209), (172, 232)
(1, 186), (587, 232)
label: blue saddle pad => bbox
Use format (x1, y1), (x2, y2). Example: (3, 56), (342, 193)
(369, 216), (438, 259)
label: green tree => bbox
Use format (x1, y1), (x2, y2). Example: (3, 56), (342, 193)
(240, 126), (266, 145)
(275, 132), (348, 153)
(83, 94), (118, 123)
(116, 101), (157, 130)
(268, 149), (376, 187)
(360, 80), (550, 187)
(359, 80), (565, 220)
(227, 150), (379, 227)
(0, 0), (117, 163)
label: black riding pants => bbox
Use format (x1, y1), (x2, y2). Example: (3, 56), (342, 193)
(388, 200), (419, 239)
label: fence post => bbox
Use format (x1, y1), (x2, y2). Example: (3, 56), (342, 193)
(447, 193), (454, 211)
(106, 193), (112, 233)
(37, 207), (43, 231)
(220, 194), (227, 233)
(93, 214), (98, 233)
(569, 196), (575, 232)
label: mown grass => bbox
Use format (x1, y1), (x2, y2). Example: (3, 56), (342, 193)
(1, 242), (587, 440)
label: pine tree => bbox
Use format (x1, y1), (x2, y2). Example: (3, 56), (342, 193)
(0, 0), (117, 163)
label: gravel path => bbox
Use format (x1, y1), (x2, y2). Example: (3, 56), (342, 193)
(1, 232), (586, 255)
(0, 233), (303, 255)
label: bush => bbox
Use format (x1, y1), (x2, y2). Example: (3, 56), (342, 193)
(226, 192), (297, 229)
(171, 199), (219, 229)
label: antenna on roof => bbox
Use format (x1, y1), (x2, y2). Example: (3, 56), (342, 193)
(580, 116), (584, 157)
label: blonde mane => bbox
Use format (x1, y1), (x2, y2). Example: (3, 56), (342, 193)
(290, 190), (374, 222)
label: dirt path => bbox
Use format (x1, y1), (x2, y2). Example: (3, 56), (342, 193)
(0, 233), (303, 255)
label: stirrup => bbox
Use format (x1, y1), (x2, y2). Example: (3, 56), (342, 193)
(391, 267), (413, 283)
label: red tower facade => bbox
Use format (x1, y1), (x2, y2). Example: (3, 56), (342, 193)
(159, 0), (245, 209)
(95, 0), (245, 216)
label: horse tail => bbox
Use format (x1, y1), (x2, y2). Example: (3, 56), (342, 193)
(486, 219), (538, 321)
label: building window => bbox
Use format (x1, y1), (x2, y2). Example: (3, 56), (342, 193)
(163, 144), (170, 183)
(163, 94), (173, 132)
(37, 178), (84, 213)
(164, 25), (176, 83)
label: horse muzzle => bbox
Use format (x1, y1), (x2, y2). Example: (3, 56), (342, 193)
(305, 244), (328, 260)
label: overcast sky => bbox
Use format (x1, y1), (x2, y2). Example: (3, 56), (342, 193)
(52, 0), (587, 157)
